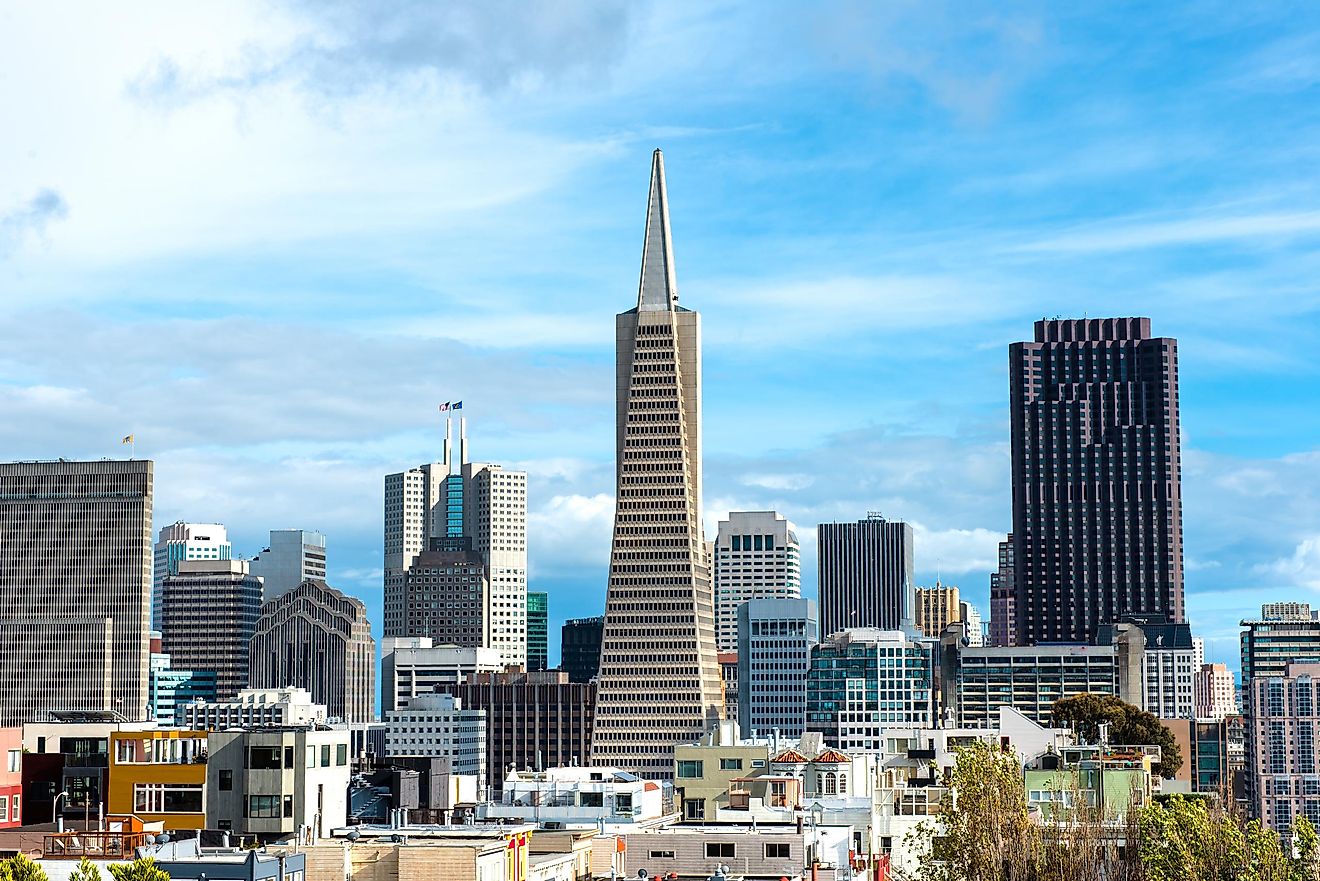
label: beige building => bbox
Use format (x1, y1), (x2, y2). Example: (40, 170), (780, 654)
(713, 511), (801, 652)
(592, 150), (724, 778)
(673, 721), (777, 823)
(913, 582), (961, 639)
(1196, 662), (1238, 721)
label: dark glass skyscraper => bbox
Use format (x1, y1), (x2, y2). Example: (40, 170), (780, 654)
(526, 592), (548, 672)
(816, 515), (914, 639)
(1009, 318), (1184, 645)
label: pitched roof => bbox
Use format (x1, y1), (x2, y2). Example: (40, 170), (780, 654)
(771, 748), (810, 764)
(813, 748), (851, 764)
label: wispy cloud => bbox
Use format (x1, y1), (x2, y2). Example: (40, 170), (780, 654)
(1013, 209), (1320, 254)
(0, 189), (68, 257)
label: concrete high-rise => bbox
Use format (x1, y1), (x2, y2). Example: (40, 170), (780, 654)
(383, 415), (528, 668)
(248, 529), (326, 603)
(0, 460), (153, 725)
(988, 535), (1015, 647)
(248, 580), (376, 723)
(527, 592), (548, 672)
(160, 559), (262, 700)
(737, 597), (818, 739)
(591, 150), (724, 778)
(713, 511), (801, 653)
(401, 537), (489, 649)
(816, 515), (914, 639)
(1196, 662), (1238, 721)
(914, 582), (960, 639)
(1010, 318), (1184, 645)
(152, 521), (231, 626)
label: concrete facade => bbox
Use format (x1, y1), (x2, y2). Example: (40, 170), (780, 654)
(249, 529), (327, 604)
(736, 597), (818, 739)
(713, 511), (801, 653)
(160, 559), (262, 701)
(152, 521), (231, 627)
(381, 638), (505, 713)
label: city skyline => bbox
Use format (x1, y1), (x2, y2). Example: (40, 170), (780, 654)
(4, 4), (1320, 674)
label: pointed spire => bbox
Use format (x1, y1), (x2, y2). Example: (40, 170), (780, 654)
(637, 149), (678, 312)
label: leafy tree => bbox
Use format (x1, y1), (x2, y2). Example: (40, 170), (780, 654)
(67, 859), (103, 881)
(0, 855), (49, 881)
(106, 859), (169, 881)
(1051, 693), (1183, 778)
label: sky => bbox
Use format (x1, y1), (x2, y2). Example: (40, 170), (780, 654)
(2, 1), (1320, 672)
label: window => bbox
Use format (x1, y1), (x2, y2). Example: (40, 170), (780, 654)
(0, 796), (8, 822)
(719, 758), (742, 771)
(249, 795), (280, 818)
(580, 792), (604, 807)
(134, 784), (203, 814)
(616, 793), (632, 812)
(336, 744), (348, 766)
(649, 851), (675, 859)
(249, 746), (282, 770)
(6, 750), (18, 773)
(751, 760), (766, 768)
(285, 746), (295, 768)
(765, 843), (790, 859)
(321, 745), (331, 767)
(705, 843), (736, 859)
(683, 799), (705, 821)
(677, 760), (703, 778)
(219, 770), (233, 791)
(283, 795), (294, 818)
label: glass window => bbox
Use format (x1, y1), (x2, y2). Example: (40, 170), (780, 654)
(283, 795), (294, 818)
(284, 746), (295, 768)
(249, 795), (280, 818)
(249, 746), (282, 770)
(705, 843), (736, 859)
(219, 770), (233, 791)
(765, 843), (790, 859)
(683, 799), (705, 821)
(336, 744), (348, 766)
(321, 745), (331, 767)
(719, 758), (742, 771)
(677, 760), (703, 778)
(0, 796), (8, 822)
(580, 792), (604, 807)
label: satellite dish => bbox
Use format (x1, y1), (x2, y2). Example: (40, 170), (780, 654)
(157, 833), (171, 845)
(638, 870), (648, 879)
(346, 830), (361, 842)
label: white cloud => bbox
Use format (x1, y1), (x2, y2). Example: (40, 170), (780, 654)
(1258, 536), (1320, 591)
(1013, 209), (1320, 255)
(909, 523), (1002, 579)
(527, 493), (615, 577)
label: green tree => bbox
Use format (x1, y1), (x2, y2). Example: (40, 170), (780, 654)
(0, 855), (49, 881)
(106, 859), (169, 881)
(1051, 693), (1183, 778)
(67, 859), (103, 881)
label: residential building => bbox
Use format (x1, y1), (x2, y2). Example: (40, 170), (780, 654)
(1197, 662), (1239, 721)
(1246, 662), (1320, 833)
(806, 629), (935, 751)
(435, 671), (594, 791)
(561, 616), (604, 683)
(160, 559), (263, 700)
(381, 638), (505, 713)
(204, 726), (351, 842)
(527, 592), (549, 672)
(0, 728), (19, 829)
(719, 653), (738, 723)
(183, 688), (327, 730)
(1024, 744), (1158, 823)
(148, 637), (217, 727)
(248, 529), (327, 603)
(384, 694), (486, 789)
(1095, 620), (1198, 719)
(107, 729), (207, 831)
(737, 597), (818, 739)
(592, 150), (724, 778)
(0, 460), (154, 725)
(618, 824), (853, 881)
(383, 416), (528, 669)
(914, 582), (960, 640)
(21, 714), (160, 826)
(1010, 318), (1184, 645)
(989, 534), (1015, 646)
(248, 580), (376, 724)
(713, 511), (801, 653)
(478, 766), (671, 831)
(959, 600), (984, 647)
(152, 521), (231, 627)
(817, 515), (914, 638)
(320, 825), (547, 881)
(673, 721), (776, 823)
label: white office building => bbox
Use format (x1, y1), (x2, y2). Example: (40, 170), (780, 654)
(152, 521), (232, 627)
(714, 512), (801, 653)
(248, 529), (327, 602)
(381, 637), (506, 712)
(384, 693), (486, 789)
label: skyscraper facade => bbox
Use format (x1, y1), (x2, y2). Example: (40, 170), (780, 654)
(988, 534), (1015, 647)
(913, 582), (960, 639)
(816, 515), (914, 639)
(737, 597), (818, 739)
(591, 150), (724, 778)
(248, 529), (327, 603)
(1196, 663), (1238, 721)
(561, 616), (604, 683)
(160, 559), (262, 700)
(0, 460), (153, 725)
(527, 592), (548, 672)
(1246, 662), (1320, 834)
(248, 580), (376, 723)
(713, 511), (801, 653)
(383, 417), (528, 667)
(401, 537), (488, 648)
(1009, 318), (1184, 645)
(152, 521), (231, 626)
(805, 628), (934, 750)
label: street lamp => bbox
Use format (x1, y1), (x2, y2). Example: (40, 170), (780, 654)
(53, 790), (70, 830)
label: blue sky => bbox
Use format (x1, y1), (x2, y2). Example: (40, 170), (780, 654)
(3, 1), (1320, 671)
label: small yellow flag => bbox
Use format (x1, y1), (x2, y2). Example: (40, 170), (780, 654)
(122, 435), (134, 444)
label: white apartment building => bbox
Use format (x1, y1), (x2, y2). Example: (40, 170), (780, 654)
(478, 765), (669, 830)
(713, 511), (801, 653)
(1141, 627), (1202, 720)
(183, 688), (327, 730)
(381, 637), (505, 712)
(152, 521), (231, 628)
(1196, 662), (1239, 721)
(384, 693), (486, 790)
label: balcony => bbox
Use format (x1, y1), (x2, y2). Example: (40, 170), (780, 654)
(63, 754), (109, 768)
(43, 830), (149, 860)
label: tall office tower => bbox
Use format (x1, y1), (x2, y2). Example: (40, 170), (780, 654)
(1246, 662), (1320, 834)
(988, 534), (1015, 647)
(384, 416), (528, 667)
(914, 582), (961, 639)
(959, 600), (984, 647)
(816, 515), (914, 639)
(713, 511), (801, 653)
(249, 529), (327, 602)
(1196, 663), (1239, 721)
(381, 637), (505, 712)
(0, 460), (153, 726)
(160, 559), (263, 700)
(805, 628), (934, 750)
(1010, 318), (1184, 646)
(591, 150), (724, 778)
(152, 521), (231, 626)
(248, 580), (376, 723)
(402, 537), (489, 648)
(561, 616), (604, 683)
(384, 694), (487, 790)
(527, 592), (549, 672)
(1241, 604), (1320, 686)
(737, 597), (818, 739)
(719, 653), (738, 722)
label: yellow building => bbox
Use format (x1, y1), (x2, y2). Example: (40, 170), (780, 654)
(914, 583), (961, 639)
(108, 730), (207, 831)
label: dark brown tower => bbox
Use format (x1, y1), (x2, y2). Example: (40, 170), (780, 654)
(1010, 318), (1183, 645)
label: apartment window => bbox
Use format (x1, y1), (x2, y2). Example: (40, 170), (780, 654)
(283, 795), (294, 818)
(683, 799), (705, 821)
(706, 843), (736, 859)
(580, 792), (604, 807)
(285, 746), (295, 767)
(0, 796), (8, 822)
(765, 843), (790, 859)
(249, 746), (282, 770)
(6, 750), (18, 773)
(134, 784), (203, 814)
(219, 770), (233, 791)
(677, 760), (703, 778)
(321, 745), (331, 767)
(649, 851), (675, 859)
(719, 758), (742, 771)
(336, 744), (348, 766)
(249, 795), (281, 818)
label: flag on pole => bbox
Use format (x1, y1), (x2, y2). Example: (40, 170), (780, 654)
(453, 401), (463, 410)
(439, 402), (450, 412)
(121, 435), (134, 444)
